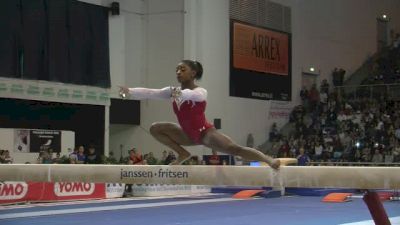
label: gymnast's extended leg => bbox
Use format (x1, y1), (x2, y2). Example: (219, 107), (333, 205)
(202, 128), (280, 169)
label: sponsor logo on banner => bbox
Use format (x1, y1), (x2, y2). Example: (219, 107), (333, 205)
(232, 22), (289, 76)
(131, 184), (210, 197)
(54, 182), (95, 196)
(30, 130), (61, 153)
(106, 183), (125, 198)
(268, 101), (293, 120)
(0, 182), (28, 200)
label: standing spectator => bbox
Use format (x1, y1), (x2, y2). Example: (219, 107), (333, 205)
(320, 79), (329, 94)
(320, 91), (328, 113)
(332, 68), (339, 87)
(300, 86), (309, 106)
(308, 84), (320, 111)
(246, 133), (254, 148)
(393, 33), (400, 49)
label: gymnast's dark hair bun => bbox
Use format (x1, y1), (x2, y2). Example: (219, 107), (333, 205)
(181, 60), (203, 80)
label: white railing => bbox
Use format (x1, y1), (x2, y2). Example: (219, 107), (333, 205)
(309, 161), (400, 167)
(334, 83), (400, 100)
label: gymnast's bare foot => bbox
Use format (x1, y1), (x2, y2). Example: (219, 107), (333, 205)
(270, 159), (281, 169)
(169, 153), (191, 165)
(274, 158), (298, 168)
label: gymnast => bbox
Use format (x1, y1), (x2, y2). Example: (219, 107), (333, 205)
(119, 60), (285, 169)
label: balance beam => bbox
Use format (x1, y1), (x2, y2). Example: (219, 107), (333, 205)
(1, 164), (399, 189)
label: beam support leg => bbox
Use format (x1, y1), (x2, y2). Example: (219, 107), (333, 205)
(363, 190), (391, 225)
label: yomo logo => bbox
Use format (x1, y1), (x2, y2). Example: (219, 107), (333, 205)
(54, 182), (95, 196)
(0, 182), (28, 200)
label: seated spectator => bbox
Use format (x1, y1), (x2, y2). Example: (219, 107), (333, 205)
(0, 150), (4, 163)
(164, 151), (177, 165)
(76, 146), (86, 164)
(145, 152), (158, 165)
(186, 156), (199, 165)
(128, 148), (143, 165)
(384, 150), (394, 163)
(313, 142), (324, 161)
(395, 126), (400, 140)
(1, 150), (13, 164)
(269, 123), (280, 142)
(289, 144), (297, 158)
(371, 149), (383, 164)
(278, 140), (290, 158)
(333, 145), (343, 161)
(353, 149), (362, 162)
(69, 147), (78, 164)
(393, 143), (400, 162)
(297, 147), (310, 166)
(209, 151), (221, 165)
(160, 150), (168, 164)
(37, 150), (52, 164)
(53, 152), (62, 164)
(124, 148), (143, 198)
(86, 146), (102, 164)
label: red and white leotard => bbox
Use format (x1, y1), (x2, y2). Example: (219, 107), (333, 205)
(128, 87), (214, 144)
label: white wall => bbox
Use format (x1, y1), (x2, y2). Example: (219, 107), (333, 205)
(184, 0), (272, 148)
(109, 0), (191, 159)
(277, 0), (400, 102)
(106, 0), (400, 159)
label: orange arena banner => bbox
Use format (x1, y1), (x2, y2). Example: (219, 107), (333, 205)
(233, 22), (289, 75)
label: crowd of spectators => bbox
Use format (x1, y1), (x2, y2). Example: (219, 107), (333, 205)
(277, 33), (400, 166)
(1, 142), (210, 166)
(274, 80), (400, 166)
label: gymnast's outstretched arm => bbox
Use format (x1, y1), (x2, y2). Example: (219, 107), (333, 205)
(128, 87), (172, 100)
(121, 86), (207, 102)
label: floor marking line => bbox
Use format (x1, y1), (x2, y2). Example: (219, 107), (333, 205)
(0, 198), (242, 220)
(339, 216), (400, 225)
